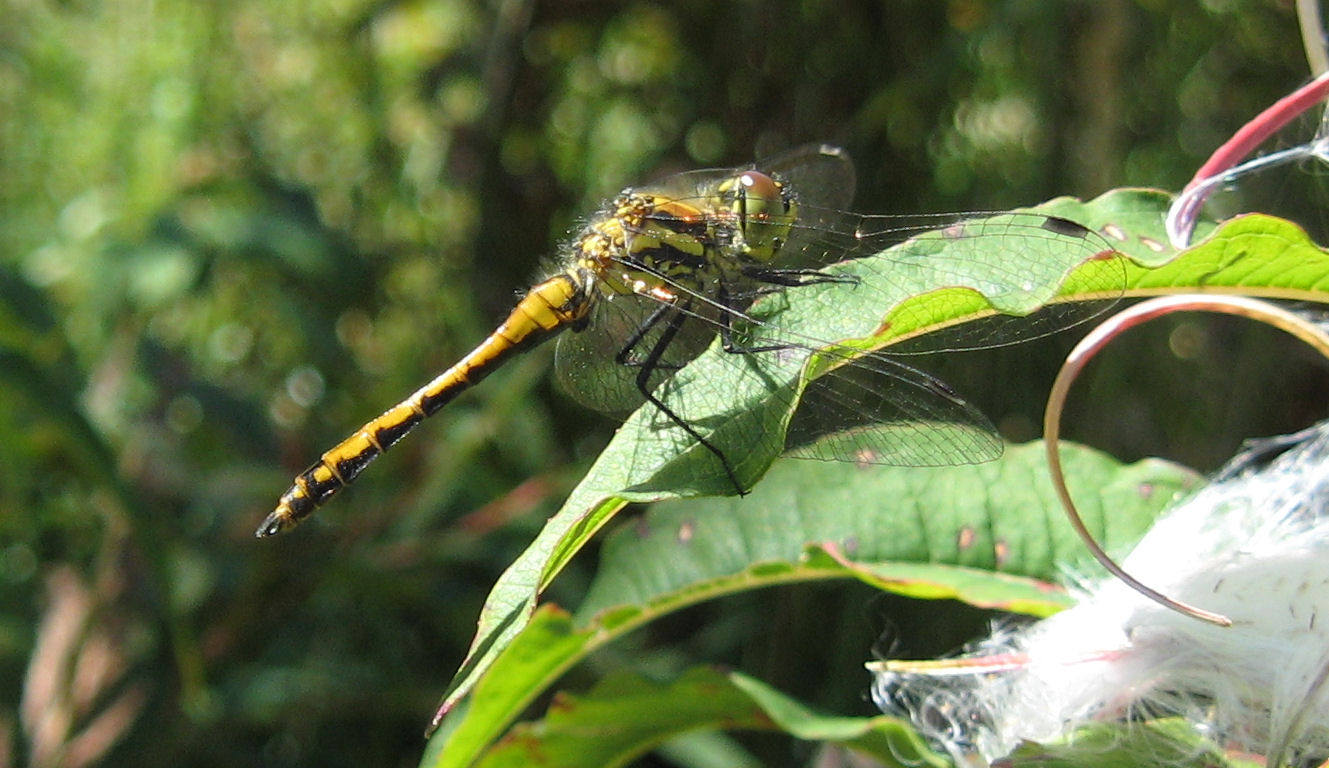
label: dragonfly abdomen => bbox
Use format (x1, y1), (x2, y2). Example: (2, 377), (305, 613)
(258, 272), (592, 537)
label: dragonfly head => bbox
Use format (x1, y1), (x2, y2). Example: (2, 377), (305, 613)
(720, 171), (797, 264)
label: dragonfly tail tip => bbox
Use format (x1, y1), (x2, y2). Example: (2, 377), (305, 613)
(255, 512), (288, 538)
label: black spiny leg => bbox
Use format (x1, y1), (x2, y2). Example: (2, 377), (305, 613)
(740, 265), (859, 288)
(624, 301), (744, 494)
(616, 301), (682, 372)
(720, 267), (859, 354)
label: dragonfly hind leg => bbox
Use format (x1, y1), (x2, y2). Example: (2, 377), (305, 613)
(622, 302), (745, 495)
(614, 301), (685, 372)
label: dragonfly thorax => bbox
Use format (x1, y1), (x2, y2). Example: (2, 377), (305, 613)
(574, 191), (718, 301)
(572, 170), (799, 306)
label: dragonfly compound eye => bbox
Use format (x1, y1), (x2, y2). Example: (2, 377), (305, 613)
(727, 171), (797, 263)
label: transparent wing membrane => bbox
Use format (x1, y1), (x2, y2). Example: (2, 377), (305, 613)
(784, 348), (1003, 466)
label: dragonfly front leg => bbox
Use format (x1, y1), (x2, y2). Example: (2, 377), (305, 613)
(717, 283), (801, 355)
(719, 266), (861, 352)
(740, 265), (860, 288)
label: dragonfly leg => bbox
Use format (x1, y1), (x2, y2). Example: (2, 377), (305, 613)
(716, 284), (800, 355)
(740, 265), (859, 287)
(628, 301), (744, 494)
(718, 267), (859, 353)
(615, 301), (682, 371)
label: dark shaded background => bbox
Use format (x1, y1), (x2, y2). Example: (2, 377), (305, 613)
(2, 1), (1324, 766)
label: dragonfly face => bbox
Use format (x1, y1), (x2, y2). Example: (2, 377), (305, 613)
(260, 144), (1118, 537)
(717, 171), (797, 263)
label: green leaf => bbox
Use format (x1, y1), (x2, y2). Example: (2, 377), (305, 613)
(1000, 719), (1264, 768)
(469, 667), (773, 768)
(424, 443), (1195, 765)
(577, 442), (1192, 619)
(435, 191), (1329, 737)
(453, 664), (947, 768)
(726, 672), (945, 766)
(1124, 212), (1329, 297)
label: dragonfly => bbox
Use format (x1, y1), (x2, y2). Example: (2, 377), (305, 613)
(258, 143), (1118, 537)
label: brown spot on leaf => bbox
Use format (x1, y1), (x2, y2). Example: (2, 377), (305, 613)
(1138, 235), (1167, 253)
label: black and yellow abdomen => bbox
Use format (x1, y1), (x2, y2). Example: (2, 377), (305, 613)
(258, 272), (592, 537)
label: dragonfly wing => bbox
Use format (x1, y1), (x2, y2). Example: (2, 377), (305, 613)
(861, 212), (1123, 352)
(766, 208), (1124, 353)
(783, 346), (1002, 466)
(554, 293), (717, 415)
(757, 143), (857, 218)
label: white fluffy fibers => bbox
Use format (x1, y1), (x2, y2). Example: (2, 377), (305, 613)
(872, 423), (1329, 767)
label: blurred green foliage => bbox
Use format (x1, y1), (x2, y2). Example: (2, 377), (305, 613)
(0, 1), (1320, 766)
